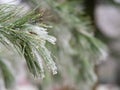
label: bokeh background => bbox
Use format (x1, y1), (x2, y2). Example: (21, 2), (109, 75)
(0, 0), (120, 90)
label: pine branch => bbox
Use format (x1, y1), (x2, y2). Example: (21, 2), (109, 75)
(0, 4), (57, 79)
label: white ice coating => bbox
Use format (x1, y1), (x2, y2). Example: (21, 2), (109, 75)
(34, 50), (45, 79)
(42, 46), (57, 75)
(24, 24), (56, 45)
(26, 24), (57, 75)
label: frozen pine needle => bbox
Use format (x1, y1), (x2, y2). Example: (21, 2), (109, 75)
(0, 4), (57, 80)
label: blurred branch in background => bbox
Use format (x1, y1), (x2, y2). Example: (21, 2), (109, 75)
(20, 0), (108, 90)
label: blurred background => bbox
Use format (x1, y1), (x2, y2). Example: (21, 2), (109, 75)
(0, 0), (120, 90)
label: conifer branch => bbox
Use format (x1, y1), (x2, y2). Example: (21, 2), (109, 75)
(0, 4), (57, 79)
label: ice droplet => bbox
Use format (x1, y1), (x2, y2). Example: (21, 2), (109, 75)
(52, 68), (57, 75)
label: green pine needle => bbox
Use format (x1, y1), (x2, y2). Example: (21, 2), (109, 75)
(0, 4), (57, 80)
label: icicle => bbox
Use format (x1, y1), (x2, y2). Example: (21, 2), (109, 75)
(34, 49), (45, 79)
(39, 46), (57, 75)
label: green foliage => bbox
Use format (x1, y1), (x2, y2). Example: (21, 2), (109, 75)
(0, 4), (57, 87)
(0, 59), (14, 88)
